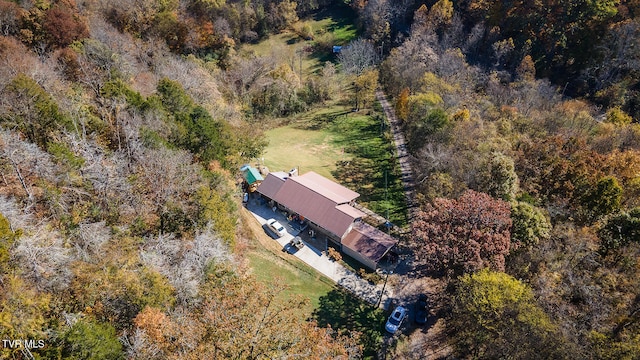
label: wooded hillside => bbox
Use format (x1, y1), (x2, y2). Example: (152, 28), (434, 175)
(360, 0), (640, 358)
(2, 0), (640, 359)
(0, 0), (363, 358)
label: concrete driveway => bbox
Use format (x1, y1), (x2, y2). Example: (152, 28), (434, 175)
(246, 195), (393, 309)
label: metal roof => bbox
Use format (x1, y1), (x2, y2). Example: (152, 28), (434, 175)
(342, 221), (398, 264)
(257, 171), (364, 239)
(288, 171), (359, 204)
(256, 172), (287, 199)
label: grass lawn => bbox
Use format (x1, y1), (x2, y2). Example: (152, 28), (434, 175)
(330, 109), (408, 227)
(241, 208), (335, 314)
(263, 103), (408, 227)
(242, 206), (386, 358)
(240, 6), (388, 357)
(311, 5), (359, 44)
(262, 105), (352, 181)
(246, 249), (336, 311)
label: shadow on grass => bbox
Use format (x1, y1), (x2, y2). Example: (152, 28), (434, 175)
(294, 109), (350, 131)
(312, 4), (359, 44)
(312, 288), (386, 358)
(329, 114), (408, 227)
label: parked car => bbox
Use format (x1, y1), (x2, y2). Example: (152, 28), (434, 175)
(414, 294), (429, 325)
(266, 218), (287, 238)
(289, 236), (304, 249)
(283, 236), (304, 253)
(385, 306), (407, 334)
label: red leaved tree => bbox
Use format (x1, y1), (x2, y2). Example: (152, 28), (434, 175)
(43, 3), (89, 49)
(413, 190), (512, 275)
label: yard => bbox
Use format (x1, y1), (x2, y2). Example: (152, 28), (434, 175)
(262, 106), (352, 181)
(240, 4), (359, 79)
(240, 5), (399, 358)
(263, 104), (408, 227)
(241, 207), (386, 358)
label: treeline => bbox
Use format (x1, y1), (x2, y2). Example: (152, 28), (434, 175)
(1, 0), (340, 65)
(347, 0), (640, 120)
(0, 1), (362, 358)
(367, 0), (640, 358)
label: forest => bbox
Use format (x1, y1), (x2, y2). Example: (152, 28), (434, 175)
(0, 0), (640, 359)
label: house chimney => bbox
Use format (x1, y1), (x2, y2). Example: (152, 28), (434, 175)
(289, 167), (298, 177)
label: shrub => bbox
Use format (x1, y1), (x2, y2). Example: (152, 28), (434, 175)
(327, 247), (342, 262)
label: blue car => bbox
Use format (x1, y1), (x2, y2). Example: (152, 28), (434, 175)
(385, 306), (407, 334)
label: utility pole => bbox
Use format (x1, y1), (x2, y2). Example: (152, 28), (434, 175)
(376, 269), (392, 308)
(299, 47), (303, 86)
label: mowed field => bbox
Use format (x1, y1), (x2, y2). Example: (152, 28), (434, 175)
(263, 104), (408, 227)
(262, 106), (353, 181)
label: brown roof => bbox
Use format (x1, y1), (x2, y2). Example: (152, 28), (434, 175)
(272, 172), (364, 238)
(256, 172), (287, 199)
(290, 172), (359, 204)
(258, 171), (364, 238)
(342, 221), (398, 264)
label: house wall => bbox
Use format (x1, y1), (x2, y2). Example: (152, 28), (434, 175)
(342, 245), (377, 270)
(307, 222), (340, 246)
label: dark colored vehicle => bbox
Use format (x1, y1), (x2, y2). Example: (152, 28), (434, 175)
(289, 236), (304, 249)
(283, 236), (305, 254)
(415, 294), (429, 325)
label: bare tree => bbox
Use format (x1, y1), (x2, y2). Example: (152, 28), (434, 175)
(141, 224), (232, 304)
(69, 134), (137, 218)
(222, 54), (276, 99)
(13, 226), (73, 291)
(132, 146), (204, 228)
(155, 52), (225, 116)
(380, 32), (438, 94)
(0, 130), (59, 194)
(338, 38), (379, 76)
(0, 195), (32, 231)
(588, 19), (640, 91)
(72, 221), (111, 262)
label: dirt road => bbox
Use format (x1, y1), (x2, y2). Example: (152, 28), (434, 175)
(376, 90), (418, 224)
(376, 91), (453, 359)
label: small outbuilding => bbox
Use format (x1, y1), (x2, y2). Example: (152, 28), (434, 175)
(240, 164), (264, 192)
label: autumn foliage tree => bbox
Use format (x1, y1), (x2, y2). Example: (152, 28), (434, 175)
(413, 190), (512, 275)
(451, 269), (567, 359)
(129, 264), (361, 359)
(43, 2), (89, 49)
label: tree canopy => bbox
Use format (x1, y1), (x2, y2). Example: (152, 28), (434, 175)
(413, 190), (512, 275)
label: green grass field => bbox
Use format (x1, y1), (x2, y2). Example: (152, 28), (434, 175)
(242, 6), (388, 357)
(329, 111), (408, 227)
(243, 208), (385, 358)
(262, 105), (352, 180)
(247, 250), (336, 311)
(263, 104), (408, 227)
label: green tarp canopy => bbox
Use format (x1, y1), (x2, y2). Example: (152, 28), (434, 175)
(242, 166), (264, 185)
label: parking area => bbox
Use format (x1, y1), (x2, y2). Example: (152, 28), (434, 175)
(245, 192), (394, 308)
